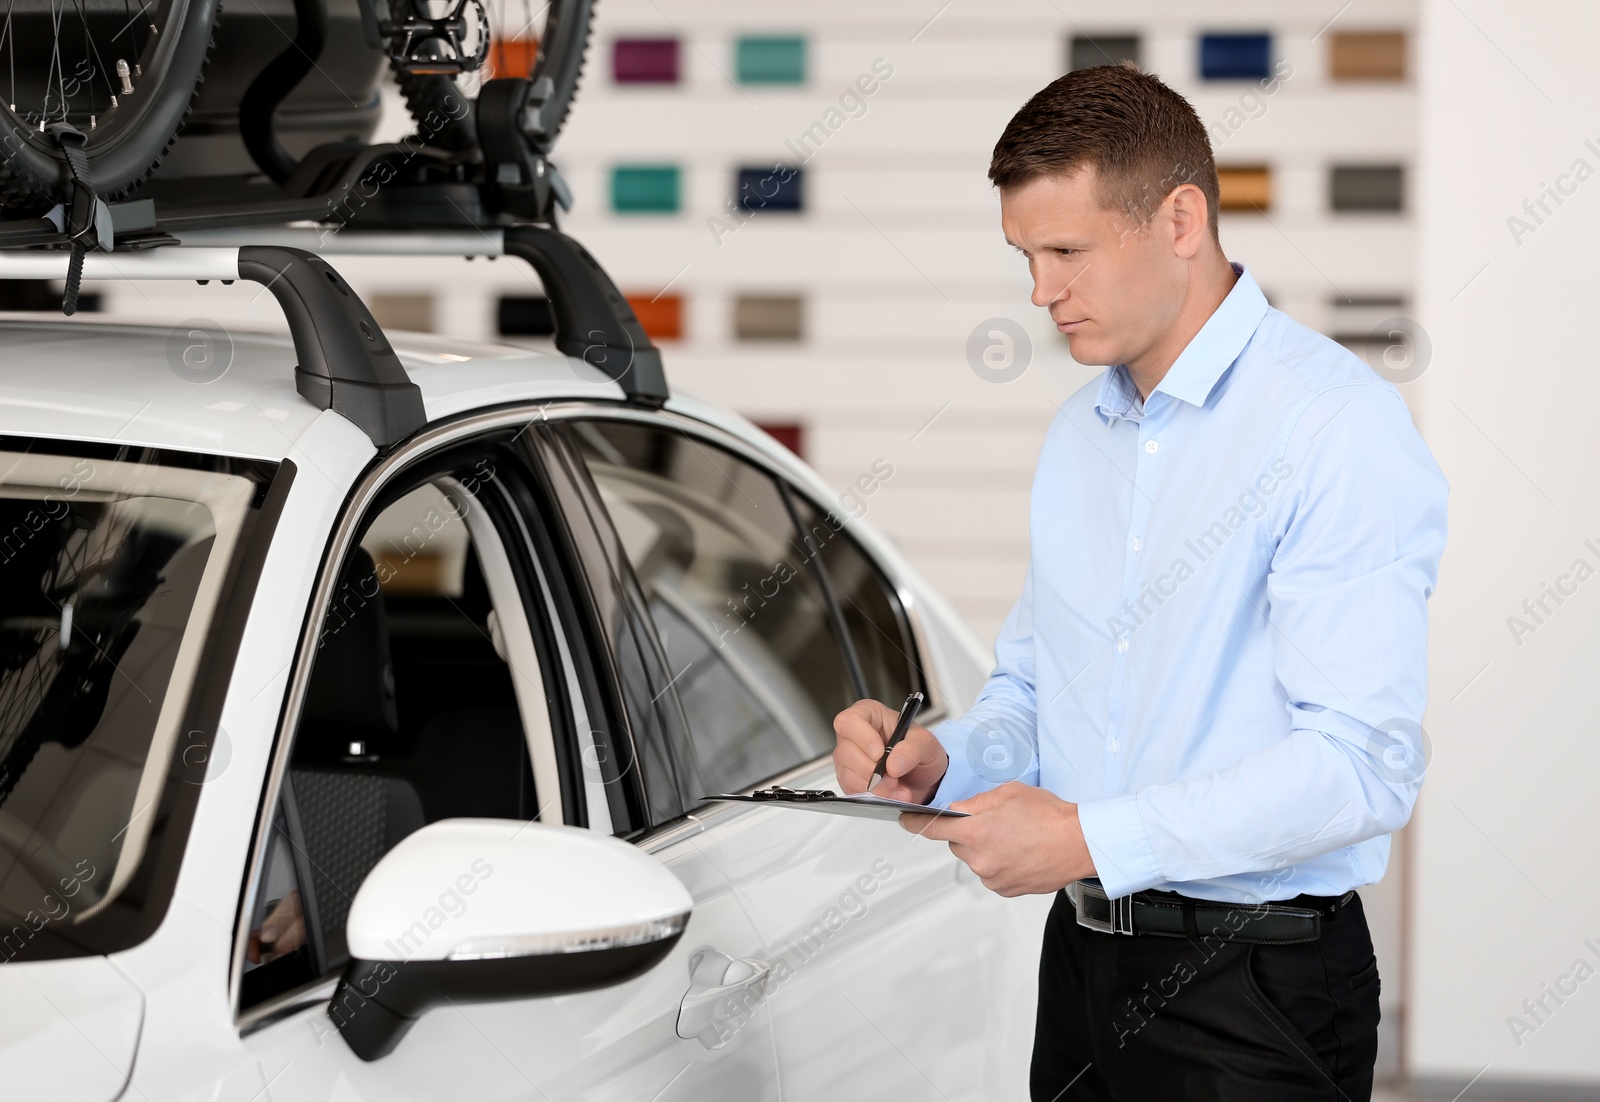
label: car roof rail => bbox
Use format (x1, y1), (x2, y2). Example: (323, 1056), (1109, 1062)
(0, 245), (426, 449)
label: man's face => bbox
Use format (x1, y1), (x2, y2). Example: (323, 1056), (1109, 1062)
(1000, 167), (1189, 372)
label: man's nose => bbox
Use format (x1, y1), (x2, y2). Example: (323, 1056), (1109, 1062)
(1032, 267), (1064, 309)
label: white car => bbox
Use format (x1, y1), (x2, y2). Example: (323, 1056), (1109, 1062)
(0, 235), (1050, 1101)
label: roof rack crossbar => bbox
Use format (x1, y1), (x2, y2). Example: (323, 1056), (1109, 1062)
(0, 247), (242, 281)
(0, 245), (426, 449)
(174, 228), (507, 256)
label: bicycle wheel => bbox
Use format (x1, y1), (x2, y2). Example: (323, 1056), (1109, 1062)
(0, 0), (220, 210)
(388, 0), (592, 155)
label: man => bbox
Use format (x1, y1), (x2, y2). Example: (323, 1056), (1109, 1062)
(832, 63), (1448, 1101)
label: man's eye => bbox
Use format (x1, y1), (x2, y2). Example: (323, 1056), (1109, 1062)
(1056, 248), (1077, 256)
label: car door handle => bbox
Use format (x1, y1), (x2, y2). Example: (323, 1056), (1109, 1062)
(676, 945), (773, 1047)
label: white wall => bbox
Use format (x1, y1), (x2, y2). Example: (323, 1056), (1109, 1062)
(96, 0), (1419, 651)
(1411, 0), (1600, 1091)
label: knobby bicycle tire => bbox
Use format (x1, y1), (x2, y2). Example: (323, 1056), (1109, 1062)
(389, 0), (592, 156)
(0, 0), (222, 209)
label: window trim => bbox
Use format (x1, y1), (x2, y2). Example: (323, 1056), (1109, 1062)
(437, 473), (563, 827)
(519, 423), (661, 836)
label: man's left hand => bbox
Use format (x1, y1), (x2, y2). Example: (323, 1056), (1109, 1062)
(899, 781), (1096, 897)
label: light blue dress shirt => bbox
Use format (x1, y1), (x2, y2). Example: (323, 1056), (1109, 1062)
(927, 262), (1449, 904)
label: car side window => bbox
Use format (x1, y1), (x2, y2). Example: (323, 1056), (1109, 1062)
(240, 451), (560, 1011)
(239, 805), (315, 1006)
(564, 419), (913, 800)
(786, 491), (921, 704)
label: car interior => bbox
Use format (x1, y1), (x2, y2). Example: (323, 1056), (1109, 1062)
(243, 476), (546, 999)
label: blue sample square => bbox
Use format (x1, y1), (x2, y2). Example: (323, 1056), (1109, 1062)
(1199, 33), (1273, 79)
(737, 166), (804, 213)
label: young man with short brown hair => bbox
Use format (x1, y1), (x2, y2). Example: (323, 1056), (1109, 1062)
(834, 63), (1447, 1100)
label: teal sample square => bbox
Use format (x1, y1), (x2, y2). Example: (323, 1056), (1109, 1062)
(736, 35), (806, 85)
(611, 165), (681, 213)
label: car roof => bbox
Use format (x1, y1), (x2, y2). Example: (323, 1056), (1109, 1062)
(0, 314), (630, 461)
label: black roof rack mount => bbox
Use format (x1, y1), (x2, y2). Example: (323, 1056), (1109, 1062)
(502, 226), (667, 405)
(239, 245), (427, 447)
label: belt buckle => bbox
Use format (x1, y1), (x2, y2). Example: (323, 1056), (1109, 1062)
(1072, 878), (1134, 935)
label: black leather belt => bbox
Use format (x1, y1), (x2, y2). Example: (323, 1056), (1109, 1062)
(1065, 877), (1356, 945)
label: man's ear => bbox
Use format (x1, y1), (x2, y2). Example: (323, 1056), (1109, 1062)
(1167, 182), (1211, 259)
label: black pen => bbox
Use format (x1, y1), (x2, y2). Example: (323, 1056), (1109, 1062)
(871, 690), (925, 788)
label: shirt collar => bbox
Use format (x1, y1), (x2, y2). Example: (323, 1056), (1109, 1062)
(1094, 262), (1269, 423)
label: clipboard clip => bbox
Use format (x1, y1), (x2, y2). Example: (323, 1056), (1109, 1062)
(747, 785), (836, 802)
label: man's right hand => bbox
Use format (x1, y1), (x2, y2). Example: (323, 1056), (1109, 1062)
(833, 698), (949, 804)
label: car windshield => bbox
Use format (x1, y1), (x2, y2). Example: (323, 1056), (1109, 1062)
(0, 449), (256, 949)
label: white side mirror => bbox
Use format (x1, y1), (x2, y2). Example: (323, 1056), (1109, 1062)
(330, 818), (692, 1059)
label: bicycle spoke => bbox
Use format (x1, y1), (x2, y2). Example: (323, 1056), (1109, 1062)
(4, 0), (17, 113)
(65, 0), (117, 119)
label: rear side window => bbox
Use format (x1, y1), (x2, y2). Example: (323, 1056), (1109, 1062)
(565, 419), (923, 802)
(0, 445), (276, 962)
(786, 491), (919, 705)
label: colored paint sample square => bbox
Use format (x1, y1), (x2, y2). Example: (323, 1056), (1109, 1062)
(734, 295), (804, 341)
(754, 422), (804, 458)
(736, 35), (806, 84)
(1330, 166), (1404, 212)
(489, 36), (539, 80)
(497, 296), (554, 336)
(1329, 31), (1406, 80)
(1069, 34), (1139, 71)
(614, 37), (679, 83)
(369, 293), (435, 333)
(626, 293), (683, 340)
(1216, 166), (1272, 211)
(1199, 33), (1273, 79)
(611, 166), (681, 213)
(736, 166), (803, 213)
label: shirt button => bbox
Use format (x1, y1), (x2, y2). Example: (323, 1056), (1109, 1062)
(1131, 536), (1143, 553)
(1116, 636), (1129, 655)
(1108, 737), (1120, 754)
(1145, 439), (1159, 454)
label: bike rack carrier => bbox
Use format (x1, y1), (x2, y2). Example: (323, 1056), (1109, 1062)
(0, 228), (669, 449)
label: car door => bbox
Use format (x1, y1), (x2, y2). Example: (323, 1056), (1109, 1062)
(554, 412), (1043, 1101)
(230, 419), (779, 1101)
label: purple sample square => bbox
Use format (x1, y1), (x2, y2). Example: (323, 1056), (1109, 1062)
(613, 38), (680, 84)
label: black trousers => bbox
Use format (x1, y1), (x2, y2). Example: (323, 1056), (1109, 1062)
(1030, 887), (1382, 1102)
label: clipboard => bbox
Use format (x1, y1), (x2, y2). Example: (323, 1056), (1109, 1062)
(701, 785), (970, 822)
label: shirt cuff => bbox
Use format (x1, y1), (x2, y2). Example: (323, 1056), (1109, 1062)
(1076, 792), (1165, 899)
(924, 718), (988, 808)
